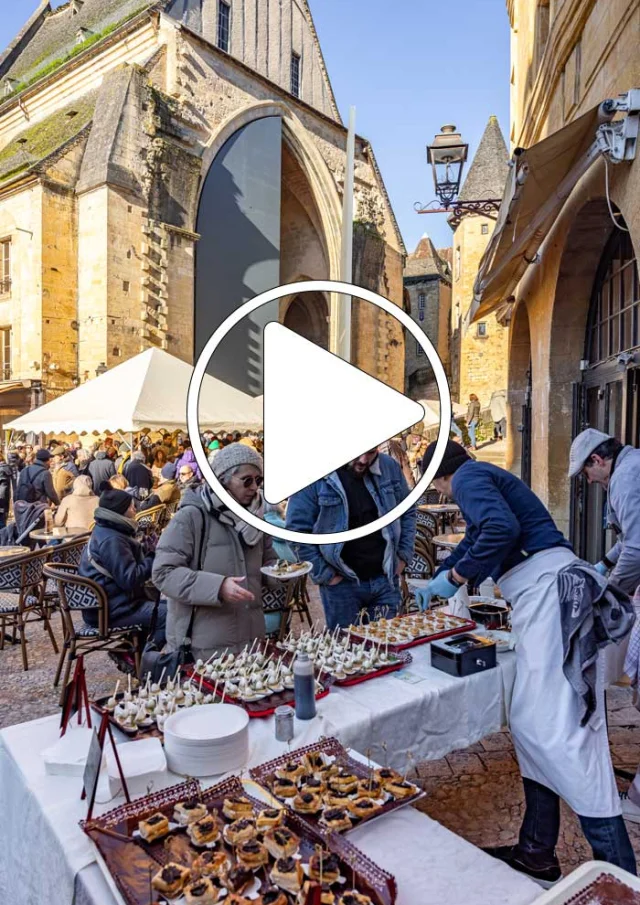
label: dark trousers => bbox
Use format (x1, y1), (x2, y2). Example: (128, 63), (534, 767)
(519, 778), (636, 874)
(84, 599), (167, 647)
(319, 574), (401, 630)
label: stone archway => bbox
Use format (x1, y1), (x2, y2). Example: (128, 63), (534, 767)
(283, 292), (329, 348)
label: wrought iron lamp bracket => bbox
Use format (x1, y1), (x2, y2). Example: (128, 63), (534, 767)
(414, 198), (501, 229)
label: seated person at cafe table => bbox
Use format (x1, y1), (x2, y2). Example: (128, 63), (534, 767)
(286, 448), (415, 629)
(152, 443), (276, 658)
(54, 474), (98, 531)
(418, 439), (636, 882)
(79, 487), (166, 651)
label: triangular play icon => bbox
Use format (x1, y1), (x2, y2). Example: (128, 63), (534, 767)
(262, 323), (425, 503)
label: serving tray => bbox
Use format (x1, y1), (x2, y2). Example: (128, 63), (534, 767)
(348, 613), (476, 651)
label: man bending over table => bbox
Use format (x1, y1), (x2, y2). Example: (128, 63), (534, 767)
(417, 439), (636, 885)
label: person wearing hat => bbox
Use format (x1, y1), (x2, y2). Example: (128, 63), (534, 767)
(136, 462), (181, 512)
(568, 429), (640, 595)
(17, 448), (60, 506)
(286, 448), (415, 630)
(152, 442), (276, 657)
(78, 487), (165, 647)
(417, 439), (636, 882)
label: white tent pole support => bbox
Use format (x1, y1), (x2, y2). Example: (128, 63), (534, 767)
(331, 105), (356, 362)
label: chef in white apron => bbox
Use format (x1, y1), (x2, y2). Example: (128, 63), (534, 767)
(417, 440), (636, 886)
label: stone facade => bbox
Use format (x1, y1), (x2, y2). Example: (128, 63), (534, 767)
(450, 116), (510, 412)
(504, 0), (640, 536)
(0, 0), (406, 426)
(403, 235), (451, 398)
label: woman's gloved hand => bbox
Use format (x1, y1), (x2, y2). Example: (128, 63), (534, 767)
(594, 561), (609, 576)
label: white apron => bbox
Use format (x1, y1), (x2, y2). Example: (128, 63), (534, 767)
(498, 546), (620, 818)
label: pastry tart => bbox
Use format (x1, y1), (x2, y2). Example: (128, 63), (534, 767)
(292, 790), (323, 814)
(225, 817), (257, 845)
(272, 777), (298, 799)
(328, 773), (358, 795)
(236, 838), (269, 870)
(222, 795), (254, 821)
(184, 877), (217, 904)
(348, 798), (382, 820)
(319, 808), (352, 833)
(299, 776), (326, 795)
(385, 779), (417, 800)
(373, 767), (402, 788)
(174, 798), (209, 825)
(192, 849), (230, 879)
(303, 751), (326, 772)
(255, 807), (284, 830)
(323, 789), (354, 809)
(338, 893), (373, 905)
(187, 815), (221, 846)
(223, 866), (254, 895)
(263, 826), (301, 859)
(275, 760), (305, 782)
(355, 779), (382, 799)
(308, 850), (341, 884)
(258, 888), (289, 905)
(151, 862), (190, 897)
(270, 856), (304, 894)
(301, 881), (336, 905)
(138, 812), (170, 843)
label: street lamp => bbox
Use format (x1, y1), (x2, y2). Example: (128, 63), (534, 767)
(427, 125), (468, 207)
(415, 124), (502, 229)
(95, 362), (107, 377)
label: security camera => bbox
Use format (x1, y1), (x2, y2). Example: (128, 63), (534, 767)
(617, 351), (635, 367)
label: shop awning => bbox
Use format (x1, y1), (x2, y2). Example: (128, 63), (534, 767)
(470, 103), (614, 322)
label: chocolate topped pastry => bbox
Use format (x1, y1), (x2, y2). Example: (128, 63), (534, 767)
(190, 883), (208, 897)
(276, 857), (295, 873)
(161, 865), (183, 883)
(274, 777), (295, 788)
(147, 814), (164, 825)
(300, 792), (314, 803)
(240, 840), (261, 854)
(305, 777), (324, 789)
(225, 866), (253, 893)
(261, 889), (287, 905)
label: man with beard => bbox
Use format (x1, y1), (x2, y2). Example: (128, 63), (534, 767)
(286, 448), (415, 629)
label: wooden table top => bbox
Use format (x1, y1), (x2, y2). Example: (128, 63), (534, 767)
(432, 533), (465, 549)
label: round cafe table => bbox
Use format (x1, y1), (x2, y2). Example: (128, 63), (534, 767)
(432, 532), (465, 551)
(29, 527), (89, 543)
(0, 545), (29, 558)
(418, 503), (460, 532)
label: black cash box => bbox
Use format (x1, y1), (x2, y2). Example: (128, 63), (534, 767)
(430, 633), (497, 678)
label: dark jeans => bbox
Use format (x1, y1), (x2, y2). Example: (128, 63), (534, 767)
(519, 778), (636, 874)
(84, 599), (167, 647)
(319, 574), (401, 630)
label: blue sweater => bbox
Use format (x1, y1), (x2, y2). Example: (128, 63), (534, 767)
(442, 460), (571, 584)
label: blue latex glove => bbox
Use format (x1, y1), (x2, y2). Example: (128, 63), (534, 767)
(414, 572), (460, 611)
(594, 561), (609, 576)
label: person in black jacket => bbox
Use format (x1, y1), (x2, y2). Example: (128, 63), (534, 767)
(17, 449), (59, 506)
(88, 446), (116, 490)
(0, 453), (12, 528)
(6, 448), (23, 500)
(123, 451), (154, 494)
(78, 488), (166, 645)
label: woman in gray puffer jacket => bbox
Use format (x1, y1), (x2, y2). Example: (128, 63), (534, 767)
(152, 443), (276, 658)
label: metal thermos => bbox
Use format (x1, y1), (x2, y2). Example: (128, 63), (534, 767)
(293, 651), (316, 720)
(274, 705), (294, 742)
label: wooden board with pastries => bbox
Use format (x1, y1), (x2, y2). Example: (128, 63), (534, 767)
(82, 774), (397, 905)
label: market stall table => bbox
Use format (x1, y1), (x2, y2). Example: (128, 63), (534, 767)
(0, 645), (520, 905)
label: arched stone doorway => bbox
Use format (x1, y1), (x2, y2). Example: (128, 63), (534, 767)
(283, 292), (329, 348)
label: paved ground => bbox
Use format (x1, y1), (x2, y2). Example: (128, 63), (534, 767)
(3, 600), (640, 876)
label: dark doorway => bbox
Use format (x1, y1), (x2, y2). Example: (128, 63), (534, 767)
(283, 293), (329, 349)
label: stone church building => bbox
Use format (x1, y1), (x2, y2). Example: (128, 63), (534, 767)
(0, 0), (405, 424)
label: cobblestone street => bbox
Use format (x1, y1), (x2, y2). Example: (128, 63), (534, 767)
(4, 604), (640, 877)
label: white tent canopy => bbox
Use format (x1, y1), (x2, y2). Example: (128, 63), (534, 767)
(6, 349), (263, 435)
(417, 399), (466, 429)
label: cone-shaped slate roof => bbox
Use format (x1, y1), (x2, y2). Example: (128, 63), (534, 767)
(405, 234), (451, 281)
(457, 115), (509, 202)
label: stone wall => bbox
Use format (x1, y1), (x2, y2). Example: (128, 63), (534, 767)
(404, 275), (449, 397)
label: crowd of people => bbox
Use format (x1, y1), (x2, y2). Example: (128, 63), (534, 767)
(3, 417), (640, 883)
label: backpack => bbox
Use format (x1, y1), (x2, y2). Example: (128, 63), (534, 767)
(17, 466), (38, 503)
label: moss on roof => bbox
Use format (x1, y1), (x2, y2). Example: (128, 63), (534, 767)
(4, 0), (155, 91)
(0, 91), (96, 184)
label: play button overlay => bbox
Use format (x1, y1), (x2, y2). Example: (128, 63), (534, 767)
(262, 323), (425, 504)
(187, 279), (451, 545)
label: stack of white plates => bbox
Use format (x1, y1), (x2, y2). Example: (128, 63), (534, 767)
(163, 704), (249, 777)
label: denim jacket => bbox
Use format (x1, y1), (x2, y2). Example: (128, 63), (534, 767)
(285, 454), (416, 585)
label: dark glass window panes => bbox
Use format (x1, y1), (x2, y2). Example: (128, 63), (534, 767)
(217, 0), (230, 52)
(291, 53), (301, 97)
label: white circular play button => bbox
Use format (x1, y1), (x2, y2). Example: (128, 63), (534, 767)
(187, 279), (450, 545)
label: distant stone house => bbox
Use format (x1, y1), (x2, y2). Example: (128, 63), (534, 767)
(403, 234), (451, 399)
(0, 0), (406, 426)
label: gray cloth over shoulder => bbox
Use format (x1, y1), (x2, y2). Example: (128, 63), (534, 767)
(557, 561), (634, 725)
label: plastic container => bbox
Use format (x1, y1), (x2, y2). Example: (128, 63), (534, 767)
(293, 651), (316, 720)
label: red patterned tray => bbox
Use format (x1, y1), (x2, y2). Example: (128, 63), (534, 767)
(82, 774), (397, 905)
(561, 872), (640, 904)
(250, 736), (424, 835)
(331, 648), (412, 687)
(349, 615), (476, 651)
(90, 693), (163, 740)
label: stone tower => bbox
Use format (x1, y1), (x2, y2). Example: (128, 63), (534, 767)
(450, 115), (509, 411)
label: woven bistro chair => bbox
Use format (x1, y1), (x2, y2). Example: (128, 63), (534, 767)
(159, 498), (179, 529)
(0, 547), (54, 670)
(41, 535), (90, 609)
(135, 504), (166, 534)
(44, 563), (142, 702)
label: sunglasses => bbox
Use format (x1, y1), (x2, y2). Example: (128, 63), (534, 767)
(240, 475), (263, 489)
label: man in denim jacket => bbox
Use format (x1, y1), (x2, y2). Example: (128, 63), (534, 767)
(286, 449), (416, 629)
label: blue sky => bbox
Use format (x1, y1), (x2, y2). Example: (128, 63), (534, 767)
(0, 0), (510, 254)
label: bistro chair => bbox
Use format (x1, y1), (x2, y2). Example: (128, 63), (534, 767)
(40, 535), (90, 613)
(135, 503), (166, 536)
(0, 548), (54, 671)
(263, 575), (313, 641)
(416, 510), (438, 536)
(44, 563), (142, 702)
(159, 498), (179, 529)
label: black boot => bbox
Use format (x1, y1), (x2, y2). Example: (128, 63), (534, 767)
(483, 844), (562, 888)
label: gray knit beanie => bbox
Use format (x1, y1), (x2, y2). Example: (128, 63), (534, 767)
(212, 442), (263, 479)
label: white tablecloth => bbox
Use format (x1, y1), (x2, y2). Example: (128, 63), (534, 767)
(0, 646), (523, 905)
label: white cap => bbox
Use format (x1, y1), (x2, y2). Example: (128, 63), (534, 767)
(568, 428), (612, 478)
